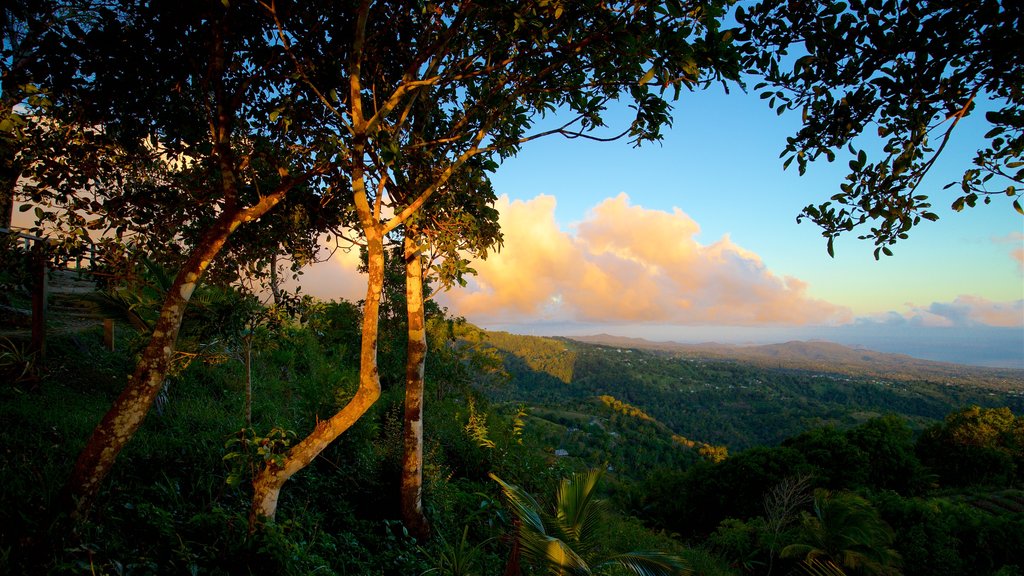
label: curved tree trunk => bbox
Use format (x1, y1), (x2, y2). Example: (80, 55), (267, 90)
(61, 167), (301, 521)
(400, 228), (430, 540)
(63, 209), (247, 520)
(249, 215), (385, 528)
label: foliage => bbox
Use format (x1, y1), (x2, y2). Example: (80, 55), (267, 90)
(781, 490), (901, 576)
(224, 427), (298, 488)
(917, 405), (1024, 487)
(463, 396), (497, 450)
(0, 232), (31, 305)
(2, 299), (1024, 574)
(737, 0), (1024, 257)
(421, 524), (495, 576)
(492, 469), (688, 576)
(0, 336), (38, 385)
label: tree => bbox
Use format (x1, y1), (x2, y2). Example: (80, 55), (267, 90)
(0, 0), (83, 229)
(17, 0), (329, 520)
(781, 490), (901, 576)
(845, 415), (926, 494)
(247, 0), (743, 526)
(492, 469), (687, 576)
(916, 405), (1023, 487)
(782, 427), (869, 490)
(737, 0), (1024, 257)
(394, 148), (502, 539)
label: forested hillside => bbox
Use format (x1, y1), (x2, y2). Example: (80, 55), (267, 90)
(2, 299), (1023, 575)
(2, 0), (1021, 574)
(467, 327), (1023, 451)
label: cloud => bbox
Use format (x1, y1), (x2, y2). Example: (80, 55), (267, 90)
(854, 295), (1024, 329)
(286, 240), (367, 303)
(994, 232), (1024, 272)
(904, 296), (1024, 328)
(439, 193), (851, 326)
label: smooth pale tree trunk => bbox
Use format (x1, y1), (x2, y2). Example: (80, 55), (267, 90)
(63, 187), (294, 521)
(400, 230), (430, 540)
(248, 212), (385, 528)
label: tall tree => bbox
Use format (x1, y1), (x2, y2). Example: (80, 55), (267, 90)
(247, 0), (742, 526)
(18, 0), (327, 520)
(394, 155), (501, 539)
(737, 0), (1024, 257)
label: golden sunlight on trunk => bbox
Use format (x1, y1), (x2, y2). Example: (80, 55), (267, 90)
(400, 229), (430, 540)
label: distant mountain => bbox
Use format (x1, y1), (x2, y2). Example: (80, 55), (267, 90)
(569, 335), (1024, 391)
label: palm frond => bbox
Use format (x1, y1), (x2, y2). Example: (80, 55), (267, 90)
(518, 533), (590, 575)
(799, 557), (848, 576)
(140, 254), (174, 292)
(490, 473), (547, 536)
(595, 551), (690, 576)
(555, 469), (605, 545)
(87, 290), (153, 334)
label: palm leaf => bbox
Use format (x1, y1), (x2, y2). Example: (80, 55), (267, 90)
(595, 551), (690, 576)
(490, 473), (547, 535)
(555, 469), (605, 546)
(798, 557), (848, 576)
(518, 533), (590, 575)
(87, 290), (154, 334)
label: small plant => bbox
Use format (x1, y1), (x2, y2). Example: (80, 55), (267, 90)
(0, 337), (38, 385)
(421, 525), (494, 576)
(223, 427), (297, 488)
(464, 397), (495, 449)
(492, 469), (689, 576)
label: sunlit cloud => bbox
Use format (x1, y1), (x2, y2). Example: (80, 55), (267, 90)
(904, 296), (1024, 328)
(290, 197), (1021, 335)
(438, 193), (851, 326)
(288, 240), (366, 303)
(856, 296), (1024, 329)
(994, 232), (1024, 272)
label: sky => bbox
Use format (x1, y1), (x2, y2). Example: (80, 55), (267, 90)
(296, 83), (1024, 369)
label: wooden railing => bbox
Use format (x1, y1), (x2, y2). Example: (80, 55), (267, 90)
(1, 227), (100, 363)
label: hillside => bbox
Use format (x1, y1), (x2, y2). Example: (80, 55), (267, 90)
(570, 334), (1024, 391)
(465, 327), (1024, 452)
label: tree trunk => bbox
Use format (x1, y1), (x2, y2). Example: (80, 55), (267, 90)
(0, 143), (16, 229)
(249, 220), (385, 528)
(400, 229), (430, 540)
(0, 98), (20, 230)
(244, 333), (253, 427)
(269, 252), (282, 307)
(63, 205), (269, 521)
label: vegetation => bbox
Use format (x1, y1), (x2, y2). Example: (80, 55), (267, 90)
(1, 283), (1022, 574)
(2, 0), (1022, 574)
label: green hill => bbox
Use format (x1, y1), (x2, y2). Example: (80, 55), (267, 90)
(467, 328), (1024, 452)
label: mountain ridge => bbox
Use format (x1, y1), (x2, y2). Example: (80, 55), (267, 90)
(567, 334), (1024, 391)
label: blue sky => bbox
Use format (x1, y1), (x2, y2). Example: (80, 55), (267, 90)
(434, 83), (1024, 368)
(269, 79), (1022, 368)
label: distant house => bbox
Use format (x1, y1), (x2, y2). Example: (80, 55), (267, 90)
(554, 449), (569, 457)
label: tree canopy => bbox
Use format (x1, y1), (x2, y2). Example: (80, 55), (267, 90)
(738, 0), (1023, 257)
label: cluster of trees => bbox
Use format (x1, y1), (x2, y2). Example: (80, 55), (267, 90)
(485, 336), (1020, 451)
(5, 0), (747, 534)
(637, 408), (1024, 575)
(1, 0), (1019, 561)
